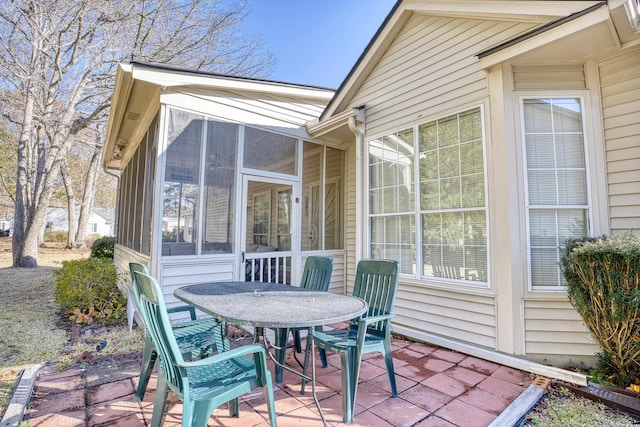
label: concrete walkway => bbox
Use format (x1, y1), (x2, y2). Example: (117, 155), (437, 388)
(21, 334), (534, 427)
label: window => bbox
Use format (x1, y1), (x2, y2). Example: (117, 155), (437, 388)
(301, 142), (345, 251)
(277, 189), (292, 251)
(161, 108), (238, 256)
(253, 192), (271, 245)
(116, 115), (156, 256)
(368, 107), (487, 283)
(244, 127), (297, 175)
(522, 98), (590, 290)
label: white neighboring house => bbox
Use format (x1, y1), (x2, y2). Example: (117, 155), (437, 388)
(45, 207), (114, 237)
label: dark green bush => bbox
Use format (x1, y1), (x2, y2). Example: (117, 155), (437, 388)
(54, 258), (126, 325)
(90, 236), (115, 259)
(561, 233), (640, 386)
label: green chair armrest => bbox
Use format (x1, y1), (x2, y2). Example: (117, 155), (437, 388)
(177, 344), (265, 369)
(167, 305), (197, 320)
(358, 313), (393, 326)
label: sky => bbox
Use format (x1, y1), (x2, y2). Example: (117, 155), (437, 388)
(238, 0), (397, 89)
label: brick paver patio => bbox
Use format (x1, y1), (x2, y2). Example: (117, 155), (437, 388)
(23, 332), (533, 426)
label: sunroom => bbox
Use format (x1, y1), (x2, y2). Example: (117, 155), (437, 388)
(103, 62), (352, 312)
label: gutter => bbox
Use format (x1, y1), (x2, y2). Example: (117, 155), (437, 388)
(347, 106), (366, 295)
(478, 1), (608, 58)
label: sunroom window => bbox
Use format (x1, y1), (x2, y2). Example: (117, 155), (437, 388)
(522, 98), (590, 290)
(162, 108), (238, 256)
(368, 107), (487, 283)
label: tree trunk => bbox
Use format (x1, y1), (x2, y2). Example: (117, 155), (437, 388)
(61, 163), (77, 248)
(76, 144), (102, 247)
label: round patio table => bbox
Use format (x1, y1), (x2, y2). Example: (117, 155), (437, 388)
(174, 281), (367, 425)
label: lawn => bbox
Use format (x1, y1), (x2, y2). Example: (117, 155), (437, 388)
(0, 238), (144, 419)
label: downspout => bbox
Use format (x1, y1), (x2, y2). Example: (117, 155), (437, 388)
(347, 105), (366, 295)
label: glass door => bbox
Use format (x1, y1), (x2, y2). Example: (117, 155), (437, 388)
(241, 176), (298, 284)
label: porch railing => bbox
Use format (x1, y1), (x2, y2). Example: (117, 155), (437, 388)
(244, 252), (291, 284)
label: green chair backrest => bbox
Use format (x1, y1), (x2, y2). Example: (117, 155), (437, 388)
(129, 262), (149, 308)
(133, 271), (187, 394)
(352, 259), (400, 332)
(300, 256), (334, 292)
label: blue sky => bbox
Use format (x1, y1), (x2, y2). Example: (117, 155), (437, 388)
(238, 1), (397, 89)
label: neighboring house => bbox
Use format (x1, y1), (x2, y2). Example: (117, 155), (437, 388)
(102, 0), (640, 378)
(0, 217), (11, 236)
(45, 207), (114, 237)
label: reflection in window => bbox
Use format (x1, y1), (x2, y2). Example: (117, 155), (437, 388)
(419, 108), (486, 282)
(301, 142), (345, 251)
(202, 121), (237, 254)
(253, 192), (270, 245)
(162, 109), (201, 256)
(244, 127), (297, 175)
(368, 107), (487, 283)
(369, 129), (416, 273)
(277, 189), (292, 251)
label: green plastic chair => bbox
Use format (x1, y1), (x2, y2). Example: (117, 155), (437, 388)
(132, 271), (277, 427)
(304, 259), (399, 424)
(273, 256), (333, 382)
(129, 262), (225, 402)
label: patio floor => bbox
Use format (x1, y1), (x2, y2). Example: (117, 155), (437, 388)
(22, 327), (534, 426)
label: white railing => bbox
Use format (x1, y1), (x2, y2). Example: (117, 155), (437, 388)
(244, 251), (292, 284)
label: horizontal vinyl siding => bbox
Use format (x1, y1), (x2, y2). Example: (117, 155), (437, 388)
(394, 285), (496, 349)
(512, 65), (586, 90)
(524, 299), (597, 357)
(351, 15), (538, 137)
(114, 244), (150, 296)
(345, 15), (537, 351)
(599, 48), (640, 234)
(161, 259), (235, 318)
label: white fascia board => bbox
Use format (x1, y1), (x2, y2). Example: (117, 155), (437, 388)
(306, 108), (356, 137)
(130, 65), (334, 102)
(102, 64), (134, 168)
(479, 6), (612, 69)
(404, 0), (604, 22)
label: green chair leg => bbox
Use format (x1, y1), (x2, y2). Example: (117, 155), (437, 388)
(151, 375), (169, 427)
(274, 328), (288, 383)
(136, 336), (156, 402)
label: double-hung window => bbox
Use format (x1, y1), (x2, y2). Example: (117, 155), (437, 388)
(522, 98), (590, 290)
(368, 106), (488, 283)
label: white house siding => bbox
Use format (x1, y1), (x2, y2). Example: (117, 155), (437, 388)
(160, 258), (235, 316)
(511, 63), (602, 362)
(599, 48), (640, 234)
(523, 299), (596, 362)
(352, 15), (538, 138)
(343, 15), (539, 351)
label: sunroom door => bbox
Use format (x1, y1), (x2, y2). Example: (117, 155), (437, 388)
(241, 176), (298, 284)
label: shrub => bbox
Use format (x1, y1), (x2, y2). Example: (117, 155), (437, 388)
(561, 233), (640, 386)
(90, 236), (115, 259)
(44, 231), (67, 243)
(54, 258), (126, 325)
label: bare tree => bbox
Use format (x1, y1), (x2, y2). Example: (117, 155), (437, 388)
(0, 0), (274, 266)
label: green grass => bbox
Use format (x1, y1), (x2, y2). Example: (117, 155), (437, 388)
(0, 267), (144, 419)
